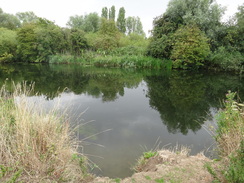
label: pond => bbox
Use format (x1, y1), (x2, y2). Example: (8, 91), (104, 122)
(1, 63), (244, 178)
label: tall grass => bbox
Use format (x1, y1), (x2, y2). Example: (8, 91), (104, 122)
(48, 51), (171, 69)
(209, 91), (244, 182)
(0, 83), (89, 182)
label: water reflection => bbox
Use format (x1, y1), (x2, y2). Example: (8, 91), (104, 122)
(1, 63), (244, 178)
(1, 64), (244, 135)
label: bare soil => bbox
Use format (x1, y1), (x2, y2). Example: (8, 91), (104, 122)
(90, 150), (215, 183)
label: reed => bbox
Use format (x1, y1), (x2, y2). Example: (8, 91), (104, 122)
(0, 83), (89, 182)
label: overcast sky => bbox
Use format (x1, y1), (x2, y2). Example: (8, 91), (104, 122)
(1, 0), (243, 35)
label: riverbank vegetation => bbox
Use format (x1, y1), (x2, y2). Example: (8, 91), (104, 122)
(206, 91), (244, 183)
(0, 83), (90, 182)
(0, 0), (243, 71)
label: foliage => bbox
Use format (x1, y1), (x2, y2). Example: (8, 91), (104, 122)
(0, 8), (20, 29)
(147, 0), (228, 70)
(16, 23), (38, 62)
(0, 28), (17, 62)
(109, 6), (116, 21)
(171, 25), (210, 69)
(101, 7), (108, 19)
(34, 22), (65, 62)
(165, 0), (225, 46)
(70, 29), (88, 55)
(143, 151), (158, 159)
(66, 12), (100, 33)
(126, 16), (145, 35)
(207, 91), (244, 183)
(16, 11), (38, 25)
(16, 19), (66, 62)
(95, 18), (121, 50)
(117, 7), (126, 33)
(117, 33), (149, 55)
(209, 46), (244, 71)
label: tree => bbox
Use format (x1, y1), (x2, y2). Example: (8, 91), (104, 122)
(16, 11), (38, 24)
(34, 21), (65, 62)
(0, 8), (20, 29)
(101, 7), (108, 19)
(84, 13), (100, 32)
(70, 29), (88, 55)
(17, 19), (66, 62)
(67, 13), (100, 32)
(164, 0), (225, 49)
(126, 16), (145, 35)
(95, 18), (120, 50)
(117, 7), (126, 33)
(147, 0), (225, 62)
(109, 6), (116, 21)
(66, 15), (84, 29)
(170, 25), (211, 69)
(17, 23), (38, 62)
(0, 28), (17, 62)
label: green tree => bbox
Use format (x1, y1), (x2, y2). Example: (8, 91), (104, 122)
(95, 18), (120, 50)
(0, 28), (17, 62)
(16, 11), (38, 24)
(17, 18), (66, 62)
(34, 21), (65, 62)
(147, 0), (225, 61)
(171, 25), (210, 69)
(117, 7), (126, 33)
(126, 16), (144, 35)
(67, 13), (100, 32)
(109, 6), (116, 21)
(70, 29), (88, 55)
(0, 8), (20, 29)
(16, 23), (38, 62)
(66, 15), (84, 29)
(101, 7), (108, 19)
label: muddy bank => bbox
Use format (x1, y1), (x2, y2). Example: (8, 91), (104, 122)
(90, 150), (214, 183)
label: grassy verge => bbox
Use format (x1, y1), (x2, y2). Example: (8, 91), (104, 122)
(0, 83), (90, 182)
(48, 52), (172, 70)
(208, 91), (244, 182)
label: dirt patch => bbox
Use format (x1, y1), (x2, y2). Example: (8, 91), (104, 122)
(91, 150), (215, 183)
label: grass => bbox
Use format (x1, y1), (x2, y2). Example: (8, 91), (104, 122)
(48, 51), (172, 70)
(0, 83), (90, 182)
(207, 91), (244, 182)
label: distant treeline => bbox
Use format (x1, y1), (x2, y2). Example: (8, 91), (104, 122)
(0, 0), (244, 71)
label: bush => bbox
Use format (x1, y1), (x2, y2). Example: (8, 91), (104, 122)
(0, 28), (17, 62)
(170, 25), (210, 69)
(209, 46), (244, 71)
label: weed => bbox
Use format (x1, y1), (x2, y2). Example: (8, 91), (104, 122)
(155, 177), (165, 183)
(143, 151), (158, 159)
(145, 175), (151, 180)
(211, 91), (244, 182)
(113, 178), (121, 183)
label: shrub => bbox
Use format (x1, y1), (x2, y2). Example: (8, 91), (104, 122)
(209, 46), (244, 71)
(171, 25), (210, 69)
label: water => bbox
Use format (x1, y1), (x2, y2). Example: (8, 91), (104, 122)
(1, 64), (244, 178)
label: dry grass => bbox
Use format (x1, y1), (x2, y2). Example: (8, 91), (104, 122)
(211, 91), (244, 182)
(215, 92), (244, 159)
(0, 83), (90, 182)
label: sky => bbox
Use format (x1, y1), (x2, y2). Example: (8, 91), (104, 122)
(1, 0), (243, 35)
